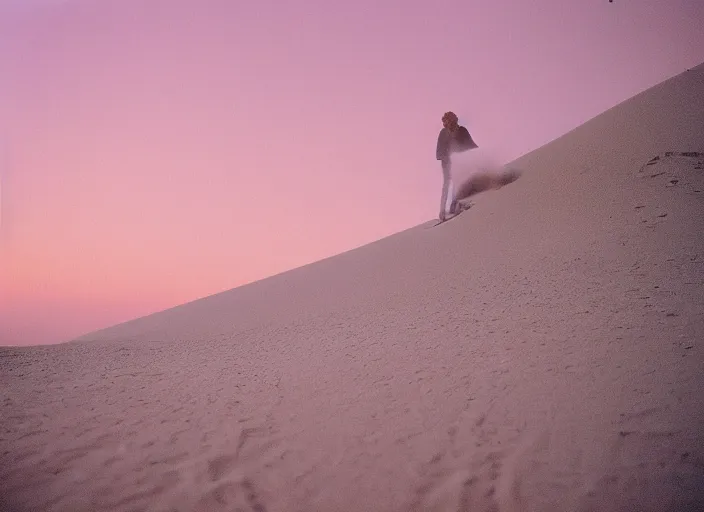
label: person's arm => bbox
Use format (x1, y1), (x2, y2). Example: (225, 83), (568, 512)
(436, 129), (450, 161)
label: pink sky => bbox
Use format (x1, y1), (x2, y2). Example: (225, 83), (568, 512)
(1, 0), (703, 346)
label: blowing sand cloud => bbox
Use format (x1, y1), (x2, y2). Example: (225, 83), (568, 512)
(446, 145), (524, 201)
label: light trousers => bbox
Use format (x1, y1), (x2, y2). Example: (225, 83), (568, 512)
(440, 159), (456, 215)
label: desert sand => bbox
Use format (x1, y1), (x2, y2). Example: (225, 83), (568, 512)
(2, 64), (704, 512)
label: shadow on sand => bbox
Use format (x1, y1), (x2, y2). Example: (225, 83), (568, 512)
(454, 167), (523, 201)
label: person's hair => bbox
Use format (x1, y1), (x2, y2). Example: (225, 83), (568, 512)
(442, 111), (459, 125)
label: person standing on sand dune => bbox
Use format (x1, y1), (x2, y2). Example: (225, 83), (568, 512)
(436, 111), (478, 221)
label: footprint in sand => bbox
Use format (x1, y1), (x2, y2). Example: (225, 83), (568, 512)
(193, 478), (268, 512)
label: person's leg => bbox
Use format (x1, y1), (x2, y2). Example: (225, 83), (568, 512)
(440, 160), (451, 220)
(442, 159), (460, 215)
(448, 178), (458, 214)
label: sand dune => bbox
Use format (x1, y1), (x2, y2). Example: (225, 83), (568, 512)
(2, 64), (704, 512)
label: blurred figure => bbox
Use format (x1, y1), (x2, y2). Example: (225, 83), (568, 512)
(435, 111), (477, 220)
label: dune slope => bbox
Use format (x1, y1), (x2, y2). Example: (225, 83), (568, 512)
(1, 64), (703, 512)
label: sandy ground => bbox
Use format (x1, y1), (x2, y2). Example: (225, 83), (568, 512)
(2, 65), (704, 512)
